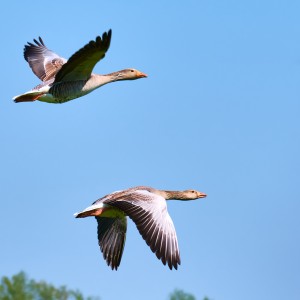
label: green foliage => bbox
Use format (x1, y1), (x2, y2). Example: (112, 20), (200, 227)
(0, 272), (98, 300)
(0, 272), (211, 300)
(169, 289), (210, 300)
(169, 289), (196, 300)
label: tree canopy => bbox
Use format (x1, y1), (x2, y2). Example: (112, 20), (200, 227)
(0, 272), (98, 300)
(169, 289), (210, 300)
(0, 272), (210, 300)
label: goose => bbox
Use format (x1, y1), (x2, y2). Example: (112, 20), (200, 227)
(75, 186), (207, 270)
(13, 30), (147, 104)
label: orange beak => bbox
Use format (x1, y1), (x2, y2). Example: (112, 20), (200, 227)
(198, 192), (207, 198)
(137, 71), (147, 78)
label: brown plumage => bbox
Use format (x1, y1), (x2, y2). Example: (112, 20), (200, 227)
(24, 36), (67, 82)
(75, 186), (207, 270)
(13, 30), (147, 104)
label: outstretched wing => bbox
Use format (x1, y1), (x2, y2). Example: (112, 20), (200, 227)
(104, 189), (181, 270)
(24, 37), (67, 82)
(54, 30), (112, 83)
(96, 216), (127, 270)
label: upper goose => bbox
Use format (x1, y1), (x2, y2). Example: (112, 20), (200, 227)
(13, 30), (147, 104)
(75, 186), (207, 270)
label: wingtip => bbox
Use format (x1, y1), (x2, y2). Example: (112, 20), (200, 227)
(103, 29), (112, 43)
(38, 36), (45, 46)
(167, 261), (180, 270)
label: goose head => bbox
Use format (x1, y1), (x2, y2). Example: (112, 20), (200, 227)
(115, 68), (147, 80)
(183, 189), (207, 200)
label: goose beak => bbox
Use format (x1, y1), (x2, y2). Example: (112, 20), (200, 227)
(137, 71), (147, 78)
(198, 192), (207, 198)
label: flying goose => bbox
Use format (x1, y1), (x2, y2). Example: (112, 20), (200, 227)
(75, 186), (207, 270)
(13, 30), (147, 104)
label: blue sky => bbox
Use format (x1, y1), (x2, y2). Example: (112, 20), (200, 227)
(1, 1), (300, 299)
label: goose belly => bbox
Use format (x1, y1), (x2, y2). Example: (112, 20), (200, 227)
(47, 80), (91, 103)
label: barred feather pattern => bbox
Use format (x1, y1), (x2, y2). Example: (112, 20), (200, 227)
(48, 80), (88, 102)
(24, 36), (66, 82)
(104, 190), (181, 270)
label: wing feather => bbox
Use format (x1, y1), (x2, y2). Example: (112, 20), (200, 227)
(54, 30), (112, 83)
(104, 190), (180, 269)
(96, 216), (127, 270)
(24, 37), (66, 82)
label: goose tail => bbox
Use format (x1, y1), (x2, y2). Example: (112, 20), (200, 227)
(13, 91), (45, 103)
(74, 203), (106, 218)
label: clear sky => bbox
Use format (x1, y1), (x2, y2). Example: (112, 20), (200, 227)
(1, 1), (299, 299)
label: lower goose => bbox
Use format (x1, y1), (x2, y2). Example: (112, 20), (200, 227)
(75, 186), (207, 270)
